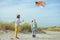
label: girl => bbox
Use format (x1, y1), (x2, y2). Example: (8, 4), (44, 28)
(31, 19), (37, 38)
(15, 14), (24, 38)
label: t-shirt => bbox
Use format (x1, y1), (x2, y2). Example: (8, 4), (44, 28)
(15, 18), (21, 26)
(31, 22), (37, 30)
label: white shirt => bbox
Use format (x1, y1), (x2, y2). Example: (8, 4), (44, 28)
(15, 18), (21, 26)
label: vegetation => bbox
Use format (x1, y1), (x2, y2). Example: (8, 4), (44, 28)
(44, 26), (60, 31)
(0, 22), (15, 31)
(0, 22), (60, 32)
(19, 23), (31, 33)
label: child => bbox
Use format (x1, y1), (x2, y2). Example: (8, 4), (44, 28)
(31, 19), (37, 38)
(15, 14), (24, 39)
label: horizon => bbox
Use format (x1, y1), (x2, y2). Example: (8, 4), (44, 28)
(0, 0), (60, 27)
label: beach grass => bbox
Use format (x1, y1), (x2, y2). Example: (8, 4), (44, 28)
(0, 22), (60, 32)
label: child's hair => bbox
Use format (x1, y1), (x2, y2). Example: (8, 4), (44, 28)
(17, 14), (20, 18)
(32, 20), (33, 22)
(32, 19), (36, 22)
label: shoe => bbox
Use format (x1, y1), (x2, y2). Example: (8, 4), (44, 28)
(16, 37), (19, 39)
(32, 35), (36, 38)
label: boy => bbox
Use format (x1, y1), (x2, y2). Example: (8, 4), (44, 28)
(31, 19), (37, 38)
(15, 14), (24, 39)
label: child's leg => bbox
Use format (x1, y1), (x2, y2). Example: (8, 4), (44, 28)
(15, 25), (18, 38)
(32, 29), (36, 37)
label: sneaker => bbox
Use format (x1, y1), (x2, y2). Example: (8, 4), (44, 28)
(32, 35), (36, 38)
(16, 37), (19, 39)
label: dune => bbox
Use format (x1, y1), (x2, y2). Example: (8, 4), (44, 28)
(0, 30), (60, 40)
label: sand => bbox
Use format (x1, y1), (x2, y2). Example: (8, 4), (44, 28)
(0, 30), (60, 40)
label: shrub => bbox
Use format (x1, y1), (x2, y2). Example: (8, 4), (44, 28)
(19, 23), (31, 33)
(0, 22), (15, 31)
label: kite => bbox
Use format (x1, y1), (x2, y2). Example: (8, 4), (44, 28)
(35, 0), (46, 7)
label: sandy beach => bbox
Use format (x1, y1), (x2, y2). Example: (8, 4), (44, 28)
(0, 30), (60, 40)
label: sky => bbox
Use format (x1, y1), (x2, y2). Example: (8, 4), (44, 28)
(0, 0), (60, 27)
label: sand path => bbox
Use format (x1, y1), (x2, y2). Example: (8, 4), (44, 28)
(0, 31), (60, 40)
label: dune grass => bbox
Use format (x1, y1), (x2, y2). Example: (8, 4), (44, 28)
(0, 22), (15, 31)
(19, 23), (31, 33)
(44, 27), (60, 31)
(0, 22), (60, 32)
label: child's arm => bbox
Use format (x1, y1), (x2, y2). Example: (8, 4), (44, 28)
(35, 22), (37, 28)
(19, 20), (24, 23)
